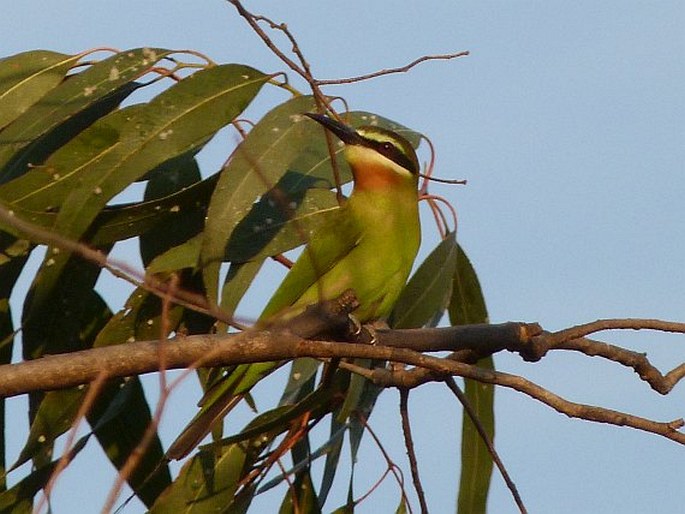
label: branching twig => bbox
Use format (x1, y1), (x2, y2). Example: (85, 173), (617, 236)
(355, 414), (412, 512)
(557, 336), (685, 395)
(3, 321), (685, 448)
(316, 52), (470, 85)
(0, 205), (240, 328)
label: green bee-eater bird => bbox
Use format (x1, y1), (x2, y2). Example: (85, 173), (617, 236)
(167, 113), (421, 459)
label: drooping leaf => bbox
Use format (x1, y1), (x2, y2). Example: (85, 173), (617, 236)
(150, 445), (250, 514)
(85, 286), (185, 507)
(200, 95), (320, 304)
(22, 250), (111, 359)
(0, 233), (30, 488)
(0, 48), (172, 181)
(23, 63), (268, 316)
(148, 188), (340, 273)
(279, 469), (321, 514)
(219, 260), (264, 319)
(15, 286), (111, 472)
(140, 151), (203, 266)
(449, 244), (494, 514)
(0, 172), (219, 245)
(91, 171), (217, 246)
(88, 378), (171, 508)
(0, 436), (88, 514)
(0, 298), (11, 491)
(390, 232), (458, 329)
(258, 423), (347, 496)
(317, 413), (346, 505)
(13, 387), (86, 469)
(0, 50), (79, 129)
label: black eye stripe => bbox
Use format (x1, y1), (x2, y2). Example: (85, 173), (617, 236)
(356, 125), (420, 174)
(372, 140), (416, 174)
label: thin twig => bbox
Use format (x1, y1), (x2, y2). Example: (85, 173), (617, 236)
(316, 52), (470, 85)
(399, 389), (429, 514)
(355, 414), (412, 513)
(552, 318), (685, 343)
(557, 336), (685, 395)
(36, 372), (109, 514)
(444, 378), (527, 514)
(0, 205), (240, 328)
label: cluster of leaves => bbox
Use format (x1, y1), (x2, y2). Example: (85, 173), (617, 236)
(0, 49), (492, 512)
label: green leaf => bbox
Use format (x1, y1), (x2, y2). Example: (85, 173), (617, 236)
(219, 260), (264, 318)
(150, 445), (250, 514)
(24, 63), (268, 315)
(15, 286), (111, 470)
(88, 379), (171, 508)
(449, 245), (488, 326)
(0, 437), (88, 514)
(279, 469), (321, 514)
(0, 171), (217, 247)
(258, 423), (347, 497)
(226, 186), (339, 264)
(457, 360), (495, 514)
(318, 415), (346, 505)
(147, 188), (339, 273)
(0, 48), (172, 181)
(140, 151), (203, 266)
(0, 298), (11, 491)
(92, 171), (217, 246)
(22, 250), (111, 358)
(86, 287), (183, 506)
(0, 233), (29, 488)
(0, 50), (79, 129)
(448, 245), (494, 514)
(200, 95), (320, 304)
(390, 232), (458, 329)
(13, 388), (86, 469)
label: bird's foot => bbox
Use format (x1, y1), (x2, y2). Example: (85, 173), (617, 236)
(347, 314), (378, 345)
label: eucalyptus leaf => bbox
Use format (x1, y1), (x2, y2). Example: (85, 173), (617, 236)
(390, 232), (458, 329)
(449, 244), (494, 514)
(0, 48), (173, 181)
(0, 50), (79, 129)
(25, 64), (268, 315)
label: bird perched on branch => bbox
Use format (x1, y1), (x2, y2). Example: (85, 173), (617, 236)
(168, 112), (421, 459)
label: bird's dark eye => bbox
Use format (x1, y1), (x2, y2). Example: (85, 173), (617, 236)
(378, 142), (396, 159)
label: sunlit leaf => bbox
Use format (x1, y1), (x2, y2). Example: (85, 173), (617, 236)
(0, 48), (172, 181)
(150, 445), (250, 513)
(390, 232), (458, 329)
(449, 244), (494, 514)
(0, 50), (79, 129)
(24, 63), (268, 316)
(279, 469), (321, 514)
(148, 188), (340, 274)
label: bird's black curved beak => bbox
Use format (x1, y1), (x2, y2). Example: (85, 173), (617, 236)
(304, 112), (363, 146)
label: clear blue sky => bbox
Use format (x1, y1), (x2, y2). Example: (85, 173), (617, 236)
(3, 1), (685, 512)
